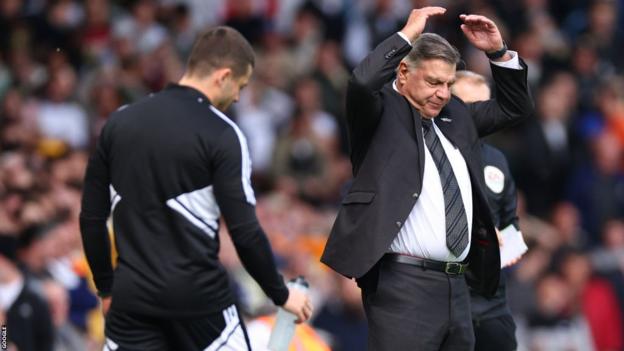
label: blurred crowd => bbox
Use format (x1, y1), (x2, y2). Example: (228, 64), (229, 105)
(0, 0), (623, 350)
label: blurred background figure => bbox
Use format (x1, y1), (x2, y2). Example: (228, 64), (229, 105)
(0, 0), (623, 349)
(42, 279), (86, 351)
(0, 235), (54, 351)
(312, 275), (367, 351)
(559, 249), (623, 351)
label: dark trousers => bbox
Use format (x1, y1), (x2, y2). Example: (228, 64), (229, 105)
(360, 259), (475, 351)
(104, 304), (251, 351)
(473, 314), (517, 351)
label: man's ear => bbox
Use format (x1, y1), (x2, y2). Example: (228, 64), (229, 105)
(214, 68), (232, 86)
(397, 61), (410, 86)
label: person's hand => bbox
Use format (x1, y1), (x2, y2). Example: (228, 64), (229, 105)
(101, 296), (112, 317)
(400, 7), (447, 42)
(497, 227), (525, 268)
(503, 255), (523, 268)
(460, 14), (509, 59)
(282, 286), (313, 323)
(496, 228), (504, 247)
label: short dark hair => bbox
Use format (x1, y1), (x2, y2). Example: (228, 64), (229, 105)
(186, 26), (255, 78)
(404, 33), (461, 67)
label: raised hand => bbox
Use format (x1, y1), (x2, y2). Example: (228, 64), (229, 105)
(401, 7), (447, 43)
(460, 14), (505, 54)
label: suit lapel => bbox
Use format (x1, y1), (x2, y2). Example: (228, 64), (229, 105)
(385, 84), (417, 140)
(433, 106), (472, 153)
(409, 105), (426, 175)
(387, 84), (427, 176)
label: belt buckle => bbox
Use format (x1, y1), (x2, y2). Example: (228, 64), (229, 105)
(444, 262), (464, 275)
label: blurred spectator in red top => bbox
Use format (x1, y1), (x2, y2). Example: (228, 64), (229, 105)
(560, 250), (624, 351)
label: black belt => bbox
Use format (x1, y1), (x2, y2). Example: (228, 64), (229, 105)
(383, 253), (468, 275)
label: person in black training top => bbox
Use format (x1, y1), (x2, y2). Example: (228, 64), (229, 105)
(453, 70), (520, 351)
(80, 26), (312, 351)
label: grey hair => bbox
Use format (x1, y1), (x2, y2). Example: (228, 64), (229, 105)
(402, 33), (461, 68)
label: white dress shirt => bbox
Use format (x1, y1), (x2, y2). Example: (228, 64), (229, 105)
(389, 32), (522, 262)
(389, 115), (474, 261)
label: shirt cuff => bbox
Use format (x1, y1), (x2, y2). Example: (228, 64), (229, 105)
(490, 50), (522, 70)
(397, 32), (412, 46)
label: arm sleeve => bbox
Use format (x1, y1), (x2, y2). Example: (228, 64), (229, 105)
(212, 127), (289, 306)
(489, 50), (522, 70)
(347, 33), (412, 166)
(396, 31), (412, 45)
(468, 57), (534, 137)
(499, 159), (519, 229)
(79, 124), (114, 297)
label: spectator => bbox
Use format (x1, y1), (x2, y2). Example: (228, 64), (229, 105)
(42, 279), (86, 351)
(525, 272), (595, 351)
(559, 250), (624, 351)
(0, 235), (54, 351)
(313, 275), (367, 351)
(516, 71), (580, 218)
(34, 66), (89, 149)
(233, 77), (293, 182)
(567, 131), (624, 243)
(550, 201), (590, 249)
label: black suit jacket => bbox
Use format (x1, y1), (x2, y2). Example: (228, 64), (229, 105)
(471, 143), (519, 319)
(321, 33), (533, 296)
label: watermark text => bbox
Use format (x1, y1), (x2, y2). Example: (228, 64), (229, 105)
(1, 324), (7, 350)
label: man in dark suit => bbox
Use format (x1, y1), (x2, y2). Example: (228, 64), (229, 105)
(453, 70), (521, 351)
(321, 7), (533, 350)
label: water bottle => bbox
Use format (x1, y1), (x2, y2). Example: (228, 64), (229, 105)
(267, 276), (309, 351)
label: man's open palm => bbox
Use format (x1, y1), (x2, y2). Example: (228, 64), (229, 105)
(401, 7), (446, 42)
(460, 14), (504, 53)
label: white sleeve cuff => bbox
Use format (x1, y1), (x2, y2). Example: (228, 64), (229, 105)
(490, 50), (522, 70)
(397, 32), (412, 46)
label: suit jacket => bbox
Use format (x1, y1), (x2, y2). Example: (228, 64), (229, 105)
(471, 143), (519, 320)
(321, 33), (533, 296)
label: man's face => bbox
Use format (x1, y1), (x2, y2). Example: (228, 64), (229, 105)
(398, 59), (456, 118)
(214, 65), (252, 111)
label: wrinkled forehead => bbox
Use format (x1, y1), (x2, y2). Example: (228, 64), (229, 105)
(412, 58), (457, 82)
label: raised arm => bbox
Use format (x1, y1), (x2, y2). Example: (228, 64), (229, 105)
(347, 7), (446, 160)
(460, 14), (534, 136)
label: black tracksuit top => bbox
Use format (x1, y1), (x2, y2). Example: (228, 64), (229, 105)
(80, 84), (288, 317)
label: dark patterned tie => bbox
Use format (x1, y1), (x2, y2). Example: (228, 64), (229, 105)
(421, 118), (469, 257)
